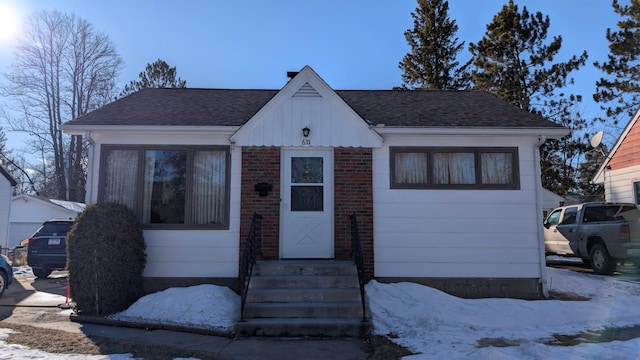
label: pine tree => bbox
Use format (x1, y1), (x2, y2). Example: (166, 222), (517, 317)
(399, 0), (470, 90)
(119, 59), (187, 98)
(468, 0), (589, 197)
(469, 0), (587, 112)
(594, 0), (640, 123)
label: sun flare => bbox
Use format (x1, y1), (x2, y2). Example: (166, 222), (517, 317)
(0, 2), (22, 47)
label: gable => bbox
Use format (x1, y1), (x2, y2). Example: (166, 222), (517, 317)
(593, 107), (640, 184)
(0, 166), (17, 187)
(229, 66), (383, 147)
(609, 121), (640, 169)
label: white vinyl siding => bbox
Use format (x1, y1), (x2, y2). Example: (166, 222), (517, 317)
(373, 135), (542, 279)
(603, 164), (640, 203)
(87, 131), (242, 278)
(0, 175), (12, 250)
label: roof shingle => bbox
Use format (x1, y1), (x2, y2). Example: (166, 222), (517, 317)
(63, 88), (564, 129)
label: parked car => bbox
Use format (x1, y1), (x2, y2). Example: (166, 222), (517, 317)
(543, 202), (640, 275)
(0, 254), (13, 297)
(26, 219), (74, 279)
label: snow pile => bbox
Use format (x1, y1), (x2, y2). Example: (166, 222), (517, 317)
(108, 284), (239, 333)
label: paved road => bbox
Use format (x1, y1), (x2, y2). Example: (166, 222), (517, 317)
(546, 255), (640, 283)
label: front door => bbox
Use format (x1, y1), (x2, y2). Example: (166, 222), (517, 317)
(281, 149), (333, 258)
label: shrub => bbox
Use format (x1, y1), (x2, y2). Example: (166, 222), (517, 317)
(67, 203), (146, 316)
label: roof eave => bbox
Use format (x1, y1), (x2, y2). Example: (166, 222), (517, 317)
(374, 126), (570, 138)
(62, 124), (241, 136)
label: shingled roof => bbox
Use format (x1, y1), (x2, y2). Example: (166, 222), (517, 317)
(63, 87), (564, 129)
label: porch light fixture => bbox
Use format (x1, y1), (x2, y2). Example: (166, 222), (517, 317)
(302, 127), (310, 137)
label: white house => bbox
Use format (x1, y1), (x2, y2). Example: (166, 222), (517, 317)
(0, 166), (17, 253)
(593, 107), (640, 205)
(542, 188), (564, 216)
(62, 66), (569, 299)
(8, 195), (85, 248)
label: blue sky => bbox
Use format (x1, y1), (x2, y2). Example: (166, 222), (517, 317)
(0, 0), (626, 150)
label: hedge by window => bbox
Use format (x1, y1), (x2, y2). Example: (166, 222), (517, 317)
(99, 145), (230, 229)
(390, 147), (520, 189)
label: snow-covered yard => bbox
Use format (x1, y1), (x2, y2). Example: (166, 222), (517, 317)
(2, 263), (640, 359)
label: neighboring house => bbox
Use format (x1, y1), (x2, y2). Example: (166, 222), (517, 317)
(542, 188), (564, 217)
(593, 108), (640, 204)
(62, 66), (569, 298)
(9, 195), (85, 248)
(0, 166), (17, 252)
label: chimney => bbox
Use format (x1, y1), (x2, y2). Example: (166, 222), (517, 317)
(287, 71), (299, 80)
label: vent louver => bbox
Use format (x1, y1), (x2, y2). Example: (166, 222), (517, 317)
(293, 82), (322, 98)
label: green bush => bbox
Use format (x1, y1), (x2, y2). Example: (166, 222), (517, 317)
(67, 203), (146, 316)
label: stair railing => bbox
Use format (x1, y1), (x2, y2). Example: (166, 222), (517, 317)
(239, 212), (262, 321)
(349, 213), (367, 321)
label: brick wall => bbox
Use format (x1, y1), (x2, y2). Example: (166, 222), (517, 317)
(240, 147), (281, 260)
(334, 148), (374, 280)
(239, 147), (375, 280)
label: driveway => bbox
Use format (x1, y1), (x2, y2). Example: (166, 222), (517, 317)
(0, 268), (75, 330)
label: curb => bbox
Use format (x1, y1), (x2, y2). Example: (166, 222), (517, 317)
(69, 314), (235, 338)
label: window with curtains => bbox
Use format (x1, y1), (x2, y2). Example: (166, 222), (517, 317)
(100, 146), (230, 229)
(390, 147), (519, 189)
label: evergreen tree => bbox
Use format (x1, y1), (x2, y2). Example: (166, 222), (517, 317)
(468, 0), (587, 112)
(594, 0), (640, 123)
(399, 0), (470, 90)
(119, 59), (187, 98)
(468, 0), (589, 197)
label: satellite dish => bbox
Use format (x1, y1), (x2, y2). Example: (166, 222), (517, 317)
(590, 131), (604, 148)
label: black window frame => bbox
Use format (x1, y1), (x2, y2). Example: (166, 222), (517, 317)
(99, 144), (231, 230)
(390, 146), (520, 190)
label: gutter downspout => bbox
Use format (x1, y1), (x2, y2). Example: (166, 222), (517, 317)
(535, 135), (548, 298)
(85, 131), (94, 205)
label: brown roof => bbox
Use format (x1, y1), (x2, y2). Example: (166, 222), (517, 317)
(63, 88), (564, 129)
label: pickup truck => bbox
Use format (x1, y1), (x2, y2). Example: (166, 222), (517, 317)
(543, 202), (640, 275)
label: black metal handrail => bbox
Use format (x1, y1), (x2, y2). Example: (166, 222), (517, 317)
(349, 213), (367, 321)
(239, 212), (262, 321)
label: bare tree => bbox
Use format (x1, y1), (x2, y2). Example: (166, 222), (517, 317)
(1, 10), (122, 201)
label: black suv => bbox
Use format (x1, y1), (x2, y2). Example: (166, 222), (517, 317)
(27, 219), (73, 279)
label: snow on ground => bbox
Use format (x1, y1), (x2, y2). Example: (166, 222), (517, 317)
(2, 263), (640, 359)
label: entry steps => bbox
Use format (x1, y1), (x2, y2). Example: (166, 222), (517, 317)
(235, 260), (370, 337)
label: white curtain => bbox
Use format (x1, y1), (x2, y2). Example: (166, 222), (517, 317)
(433, 152), (474, 184)
(395, 152), (428, 184)
(192, 151), (226, 224)
(481, 152), (512, 184)
(142, 151), (157, 224)
(103, 150), (138, 209)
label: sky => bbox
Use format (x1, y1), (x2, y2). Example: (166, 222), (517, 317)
(2, 261), (640, 358)
(0, 0), (627, 153)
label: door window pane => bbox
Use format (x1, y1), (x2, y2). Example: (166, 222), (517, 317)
(292, 157), (323, 183)
(291, 186), (323, 211)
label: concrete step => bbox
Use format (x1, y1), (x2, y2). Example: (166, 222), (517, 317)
(235, 318), (370, 338)
(253, 260), (357, 276)
(238, 260), (370, 338)
(243, 301), (365, 318)
(249, 275), (360, 289)
(246, 288), (361, 303)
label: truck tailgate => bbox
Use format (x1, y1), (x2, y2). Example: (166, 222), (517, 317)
(621, 209), (640, 257)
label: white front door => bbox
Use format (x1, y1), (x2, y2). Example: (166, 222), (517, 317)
(281, 149), (333, 259)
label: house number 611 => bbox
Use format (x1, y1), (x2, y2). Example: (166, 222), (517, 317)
(302, 138), (311, 145)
